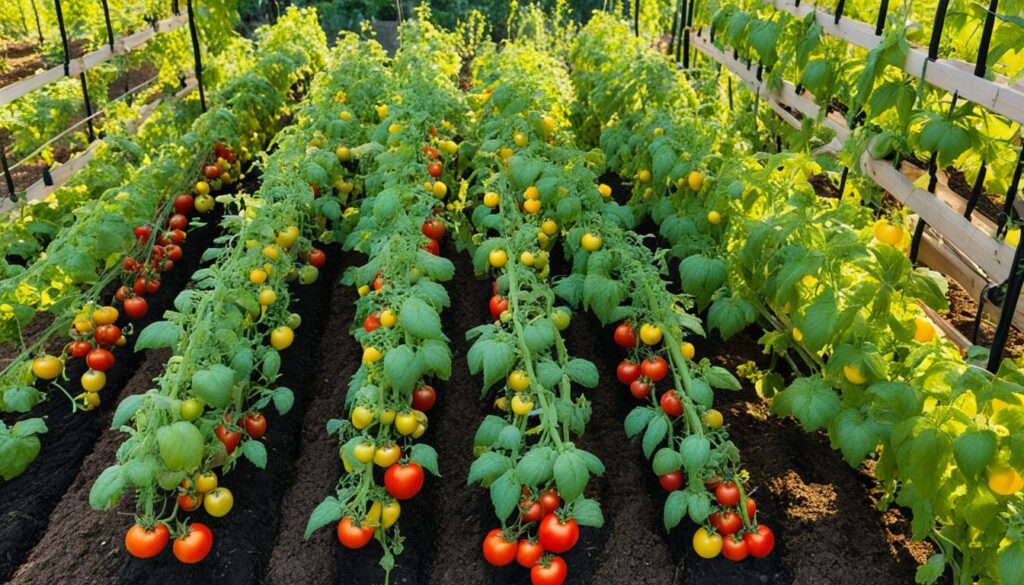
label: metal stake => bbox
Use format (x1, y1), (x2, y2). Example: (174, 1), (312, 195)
(974, 0), (999, 77)
(0, 145), (15, 201)
(963, 164), (987, 220)
(998, 146), (1024, 236)
(100, 0), (115, 50)
(928, 0), (950, 61)
(54, 0), (71, 76)
(988, 237), (1024, 370)
(186, 0), (206, 111)
(634, 0), (640, 37)
(874, 0), (889, 36)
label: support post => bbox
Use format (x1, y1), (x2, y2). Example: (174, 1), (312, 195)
(634, 0), (640, 37)
(998, 146), (1024, 236)
(928, 0), (950, 61)
(837, 166), (849, 199)
(186, 0), (206, 111)
(974, 0), (999, 77)
(834, 0), (846, 24)
(100, 0), (114, 49)
(874, 0), (889, 36)
(54, 0), (71, 76)
(988, 238), (1024, 371)
(963, 164), (987, 220)
(0, 145), (15, 201)
(79, 72), (96, 141)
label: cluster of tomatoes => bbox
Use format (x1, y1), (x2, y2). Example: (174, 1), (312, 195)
(692, 479), (775, 561)
(123, 469), (235, 564)
(420, 130), (459, 201)
(482, 488), (576, 585)
(612, 321), (694, 410)
(421, 217), (446, 256)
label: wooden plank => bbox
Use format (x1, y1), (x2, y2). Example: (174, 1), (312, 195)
(0, 13), (188, 107)
(759, 0), (1024, 125)
(920, 302), (971, 352)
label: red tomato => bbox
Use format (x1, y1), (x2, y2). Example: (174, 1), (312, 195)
(244, 413), (267, 439)
(168, 214), (188, 231)
(538, 514), (579, 554)
(629, 380), (651, 399)
(722, 535), (749, 561)
(174, 194), (194, 215)
(745, 497), (757, 521)
(659, 470), (683, 492)
(520, 499), (544, 523)
(744, 524), (775, 557)
(155, 259), (174, 273)
(411, 385), (436, 411)
(157, 233), (170, 247)
(86, 348), (115, 372)
(641, 357), (668, 381)
(123, 257), (141, 272)
(203, 165), (221, 179)
(134, 276), (148, 296)
(427, 161), (443, 177)
(173, 523), (213, 564)
(134, 225), (152, 242)
(538, 490), (561, 514)
(422, 218), (446, 241)
(613, 322), (636, 348)
(531, 555), (568, 585)
(422, 146), (438, 159)
(421, 238), (440, 255)
(364, 313), (381, 333)
(215, 424), (241, 454)
(125, 523), (169, 559)
(717, 510), (743, 535)
(124, 297), (149, 319)
(616, 361), (641, 385)
(311, 183), (320, 198)
(337, 517), (375, 549)
(164, 245), (183, 263)
(70, 340), (92, 358)
(715, 481), (741, 507)
(308, 248), (326, 268)
(94, 325), (122, 347)
(145, 278), (161, 294)
(115, 286), (132, 302)
(177, 492), (203, 512)
(168, 229), (186, 245)
(384, 462), (424, 500)
(482, 528), (518, 566)
(214, 143), (235, 163)
(660, 390), (683, 416)
(489, 295), (509, 321)
(151, 246), (164, 261)
(516, 539), (545, 568)
(373, 273), (384, 291)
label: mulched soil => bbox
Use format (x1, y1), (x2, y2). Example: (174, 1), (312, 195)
(944, 276), (1024, 357)
(0, 39), (85, 88)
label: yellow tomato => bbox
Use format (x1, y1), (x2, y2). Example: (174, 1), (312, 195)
(524, 199), (542, 214)
(988, 465), (1024, 496)
(541, 219), (558, 235)
(78, 392), (101, 411)
(92, 306), (119, 326)
(511, 395), (534, 416)
(801, 274), (818, 287)
(494, 397), (509, 411)
(500, 147), (514, 161)
(793, 328), (804, 342)
(375, 104), (388, 119)
(381, 500), (401, 528)
(914, 317), (935, 342)
(680, 342), (696, 360)
(380, 310), (397, 328)
(81, 369), (106, 392)
(354, 442), (376, 464)
(520, 251), (536, 267)
(395, 412), (418, 436)
(363, 346), (383, 364)
(358, 285), (370, 297)
(335, 146), (351, 162)
(703, 409), (724, 429)
(707, 211), (722, 225)
(263, 245), (280, 260)
(351, 406), (375, 430)
(483, 191), (500, 208)
(638, 169), (652, 183)
(365, 501), (382, 524)
(388, 123), (402, 134)
(195, 471), (218, 493)
(339, 110), (353, 121)
(73, 318), (93, 334)
(195, 181), (210, 196)
(271, 326), (294, 350)
(32, 355), (63, 380)
(1006, 228), (1021, 248)
(258, 288), (277, 306)
(433, 181), (448, 198)
(195, 194), (215, 213)
(692, 527), (723, 559)
(688, 170), (704, 192)
(598, 183), (612, 198)
(639, 323), (663, 345)
(489, 249), (508, 268)
(439, 140), (458, 154)
(523, 186), (539, 200)
(873, 220), (904, 246)
(843, 364), (867, 385)
(508, 370), (530, 392)
(581, 233), (602, 252)
(541, 116), (555, 135)
(538, 232), (549, 247)
(373, 444), (401, 467)
(379, 409), (396, 426)
(412, 423), (427, 439)
(514, 132), (528, 147)
(276, 226), (299, 249)
(204, 487), (234, 517)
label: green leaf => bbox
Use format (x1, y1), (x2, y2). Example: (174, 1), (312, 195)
(523, 319), (556, 352)
(416, 250), (456, 282)
(304, 496), (343, 539)
(919, 115), (973, 167)
(572, 497), (604, 528)
(962, 484), (999, 530)
(687, 490), (713, 523)
(565, 359), (599, 388)
(473, 416), (508, 448)
(953, 430), (997, 481)
(89, 465), (125, 510)
(3, 386), (43, 412)
(796, 287), (838, 351)
(679, 254), (727, 310)
(468, 451), (513, 486)
(496, 425), (523, 450)
(553, 450), (590, 501)
(831, 407), (883, 466)
(536, 360), (564, 389)
(680, 435), (711, 472)
(410, 443), (439, 476)
(156, 421), (204, 472)
(191, 365), (236, 408)
(704, 366), (741, 390)
(273, 387), (294, 415)
(384, 345), (420, 394)
(517, 446), (555, 485)
(576, 449), (605, 475)
(914, 554), (946, 585)
(468, 339), (514, 392)
(242, 439), (267, 469)
(999, 542), (1024, 585)
(708, 296), (756, 340)
(491, 469), (522, 521)
(652, 447), (683, 475)
(583, 273), (628, 323)
(625, 407), (655, 438)
(663, 491), (688, 531)
(112, 394), (146, 429)
(400, 297), (445, 341)
(0, 419), (46, 480)
(261, 350), (281, 380)
(418, 339), (452, 380)
(135, 321), (182, 350)
(772, 377), (840, 431)
(642, 416), (669, 458)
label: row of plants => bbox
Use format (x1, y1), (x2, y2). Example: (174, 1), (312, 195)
(84, 6), (330, 564)
(0, 8), (325, 482)
(571, 11), (1024, 585)
(302, 13), (461, 582)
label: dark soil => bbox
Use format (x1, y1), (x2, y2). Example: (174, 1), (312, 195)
(944, 276), (1024, 357)
(0, 39), (85, 88)
(945, 165), (1004, 227)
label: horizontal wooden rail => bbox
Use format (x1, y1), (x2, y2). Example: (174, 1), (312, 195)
(756, 0), (1024, 125)
(0, 13), (188, 107)
(0, 77), (197, 215)
(691, 31), (1024, 332)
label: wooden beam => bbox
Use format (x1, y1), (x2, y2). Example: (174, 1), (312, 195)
(0, 13), (187, 106)
(757, 0), (1024, 125)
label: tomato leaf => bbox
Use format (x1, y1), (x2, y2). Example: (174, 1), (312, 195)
(523, 319), (556, 352)
(686, 490), (713, 523)
(496, 425), (523, 451)
(273, 387), (294, 415)
(962, 484), (1000, 530)
(680, 435), (711, 472)
(400, 297), (446, 341)
(679, 254), (727, 311)
(553, 450), (589, 501)
(772, 376), (840, 432)
(572, 497), (604, 528)
(552, 273), (584, 307)
(796, 287), (837, 352)
(191, 365), (236, 409)
(111, 394), (146, 429)
(410, 443), (439, 476)
(384, 345), (420, 394)
(261, 350), (281, 380)
(242, 439), (267, 469)
(625, 407), (655, 439)
(418, 339), (452, 380)
(707, 296), (756, 340)
(135, 320), (182, 350)
(663, 491), (688, 531)
(915, 554), (946, 585)
(468, 451), (513, 486)
(304, 496), (343, 539)
(0, 419), (46, 480)
(687, 378), (713, 409)
(952, 430), (996, 481)
(474, 415), (509, 448)
(490, 469), (522, 520)
(831, 407), (884, 466)
(2, 386), (43, 413)
(536, 359), (564, 389)
(642, 416), (669, 459)
(565, 358), (599, 388)
(582, 273), (628, 323)
(468, 338), (514, 393)
(703, 366), (741, 390)
(999, 542), (1024, 585)
(89, 465), (126, 510)
(517, 446), (555, 485)
(576, 449), (605, 476)
(652, 447), (683, 475)
(124, 456), (158, 488)
(415, 250), (455, 282)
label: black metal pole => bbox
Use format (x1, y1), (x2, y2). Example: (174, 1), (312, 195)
(834, 0), (846, 24)
(634, 0), (640, 37)
(677, 0), (688, 64)
(837, 166), (849, 199)
(30, 0), (44, 46)
(172, 0), (179, 15)
(974, 0), (999, 77)
(999, 147), (1024, 235)
(963, 164), (988, 219)
(0, 145), (15, 201)
(78, 72), (96, 141)
(54, 0), (71, 76)
(874, 0), (890, 35)
(186, 0), (206, 111)
(928, 0), (950, 61)
(988, 237), (1024, 370)
(100, 0), (115, 50)
(669, 0), (681, 56)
